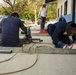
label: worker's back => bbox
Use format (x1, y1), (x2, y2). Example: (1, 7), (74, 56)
(0, 17), (23, 47)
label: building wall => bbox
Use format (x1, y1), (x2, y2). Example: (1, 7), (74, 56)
(57, 0), (73, 22)
(75, 0), (76, 23)
(75, 0), (76, 12)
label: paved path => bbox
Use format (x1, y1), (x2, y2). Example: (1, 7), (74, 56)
(0, 25), (76, 75)
(0, 54), (76, 75)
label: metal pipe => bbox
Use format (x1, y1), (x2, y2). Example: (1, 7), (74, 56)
(0, 50), (12, 54)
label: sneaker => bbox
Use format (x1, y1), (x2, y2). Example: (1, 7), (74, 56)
(40, 29), (48, 34)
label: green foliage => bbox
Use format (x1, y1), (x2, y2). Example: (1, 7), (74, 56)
(21, 9), (35, 21)
(1, 0), (57, 21)
(46, 0), (57, 20)
(0, 6), (4, 14)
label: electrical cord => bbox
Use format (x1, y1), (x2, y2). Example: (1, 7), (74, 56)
(0, 45), (26, 63)
(0, 38), (74, 74)
(28, 43), (35, 51)
(0, 41), (52, 75)
(0, 43), (36, 63)
(32, 42), (55, 51)
(0, 50), (21, 63)
(0, 46), (38, 75)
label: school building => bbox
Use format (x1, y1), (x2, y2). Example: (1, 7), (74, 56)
(45, 0), (76, 23)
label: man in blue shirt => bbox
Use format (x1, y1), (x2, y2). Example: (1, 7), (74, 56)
(0, 12), (27, 47)
(47, 21), (76, 48)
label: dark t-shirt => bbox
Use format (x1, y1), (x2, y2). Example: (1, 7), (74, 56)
(0, 17), (24, 47)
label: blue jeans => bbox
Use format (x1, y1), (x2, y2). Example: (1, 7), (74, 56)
(47, 22), (71, 48)
(40, 16), (46, 29)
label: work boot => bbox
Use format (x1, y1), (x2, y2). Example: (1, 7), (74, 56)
(40, 29), (43, 33)
(40, 29), (48, 34)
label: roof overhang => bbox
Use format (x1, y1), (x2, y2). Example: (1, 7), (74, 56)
(45, 0), (55, 3)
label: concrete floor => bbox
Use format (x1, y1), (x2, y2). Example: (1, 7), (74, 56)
(0, 54), (76, 75)
(0, 26), (76, 75)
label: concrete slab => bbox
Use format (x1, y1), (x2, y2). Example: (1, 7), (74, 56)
(0, 26), (76, 75)
(0, 54), (76, 75)
(0, 29), (76, 54)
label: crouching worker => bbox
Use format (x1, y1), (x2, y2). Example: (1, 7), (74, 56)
(47, 21), (76, 49)
(66, 22), (76, 49)
(0, 12), (27, 47)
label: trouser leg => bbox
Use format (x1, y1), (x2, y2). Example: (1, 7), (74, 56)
(41, 17), (46, 29)
(47, 24), (54, 36)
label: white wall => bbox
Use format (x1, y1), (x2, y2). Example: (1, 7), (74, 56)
(57, 0), (72, 16)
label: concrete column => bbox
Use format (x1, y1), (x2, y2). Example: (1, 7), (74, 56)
(71, 0), (75, 22)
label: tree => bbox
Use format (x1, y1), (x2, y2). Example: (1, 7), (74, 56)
(0, 0), (57, 21)
(2, 0), (16, 15)
(22, 0), (44, 22)
(2, 0), (28, 16)
(46, 0), (57, 20)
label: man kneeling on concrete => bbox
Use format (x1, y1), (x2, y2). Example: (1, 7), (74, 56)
(47, 21), (76, 49)
(0, 12), (27, 47)
(66, 22), (76, 49)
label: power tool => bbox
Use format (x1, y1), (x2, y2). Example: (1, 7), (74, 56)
(21, 27), (43, 44)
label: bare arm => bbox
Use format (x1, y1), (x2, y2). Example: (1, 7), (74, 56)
(21, 26), (27, 31)
(0, 26), (2, 30)
(0, 26), (2, 33)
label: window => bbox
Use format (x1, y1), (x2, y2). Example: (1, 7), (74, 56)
(64, 1), (67, 15)
(58, 8), (59, 17)
(61, 5), (62, 15)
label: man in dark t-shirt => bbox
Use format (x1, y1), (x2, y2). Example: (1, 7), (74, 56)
(0, 12), (27, 47)
(47, 21), (76, 49)
(47, 22), (70, 48)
